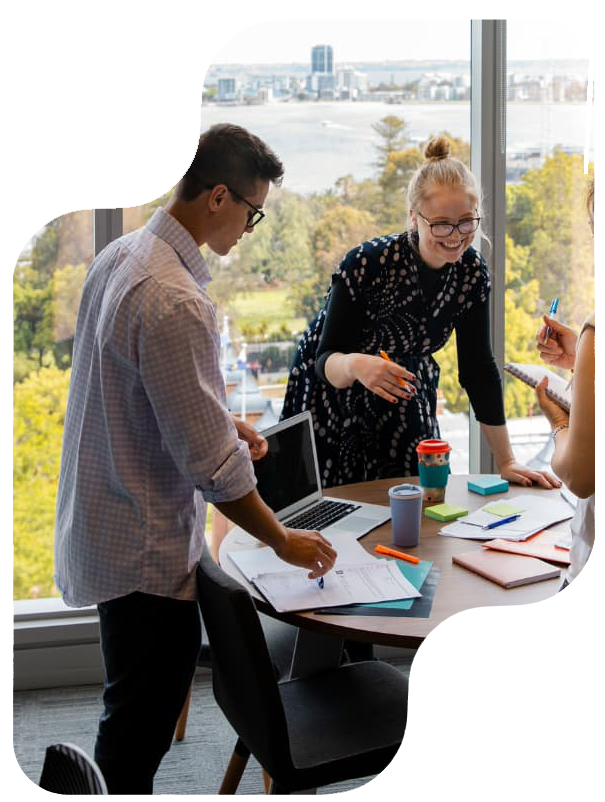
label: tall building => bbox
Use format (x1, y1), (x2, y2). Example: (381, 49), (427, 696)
(311, 44), (333, 74)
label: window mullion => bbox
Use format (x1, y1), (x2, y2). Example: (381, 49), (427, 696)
(94, 208), (123, 254)
(470, 19), (507, 474)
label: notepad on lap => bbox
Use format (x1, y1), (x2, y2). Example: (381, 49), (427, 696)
(504, 363), (572, 412)
(453, 549), (561, 588)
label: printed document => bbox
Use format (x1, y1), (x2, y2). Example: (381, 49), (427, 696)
(252, 560), (420, 613)
(227, 533), (420, 612)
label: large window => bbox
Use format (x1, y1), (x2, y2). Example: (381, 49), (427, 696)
(504, 22), (593, 469)
(13, 212), (93, 599)
(201, 20), (472, 473)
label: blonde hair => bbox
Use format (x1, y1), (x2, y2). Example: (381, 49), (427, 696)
(407, 135), (483, 234)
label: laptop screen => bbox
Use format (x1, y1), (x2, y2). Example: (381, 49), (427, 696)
(253, 415), (319, 514)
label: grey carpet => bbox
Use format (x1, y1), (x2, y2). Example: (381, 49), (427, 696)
(14, 653), (413, 795)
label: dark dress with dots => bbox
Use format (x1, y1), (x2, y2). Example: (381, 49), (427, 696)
(280, 230), (505, 488)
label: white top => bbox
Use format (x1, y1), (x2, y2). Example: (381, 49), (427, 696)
(566, 493), (595, 583)
(54, 209), (256, 607)
(564, 312), (595, 585)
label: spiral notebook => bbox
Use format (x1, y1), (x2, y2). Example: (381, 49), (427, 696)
(503, 363), (572, 412)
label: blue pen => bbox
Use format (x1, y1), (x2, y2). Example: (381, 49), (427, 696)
(316, 576), (325, 589)
(544, 297), (559, 341)
(482, 513), (521, 530)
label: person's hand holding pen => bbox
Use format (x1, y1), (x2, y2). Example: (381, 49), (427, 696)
(342, 351), (417, 404)
(273, 527), (337, 579)
(536, 310), (577, 371)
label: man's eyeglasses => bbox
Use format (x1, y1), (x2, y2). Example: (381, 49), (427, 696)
(227, 187), (265, 228)
(204, 184), (265, 228)
(417, 210), (481, 238)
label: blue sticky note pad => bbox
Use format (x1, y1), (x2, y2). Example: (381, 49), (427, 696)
(467, 475), (509, 495)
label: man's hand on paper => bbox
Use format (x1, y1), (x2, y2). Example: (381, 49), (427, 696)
(275, 528), (337, 578)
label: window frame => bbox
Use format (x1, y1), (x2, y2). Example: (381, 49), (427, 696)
(14, 23), (509, 687)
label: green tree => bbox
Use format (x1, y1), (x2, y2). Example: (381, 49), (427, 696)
(503, 235), (542, 417)
(506, 151), (594, 329)
(372, 115), (409, 172)
(235, 189), (316, 285)
(13, 365), (71, 599)
(290, 204), (376, 321)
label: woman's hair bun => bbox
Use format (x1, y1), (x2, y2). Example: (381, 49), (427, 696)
(424, 135), (451, 162)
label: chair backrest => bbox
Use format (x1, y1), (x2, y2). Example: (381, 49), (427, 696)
(39, 742), (108, 794)
(196, 545), (293, 774)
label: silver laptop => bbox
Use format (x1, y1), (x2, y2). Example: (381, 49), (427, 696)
(253, 411), (390, 538)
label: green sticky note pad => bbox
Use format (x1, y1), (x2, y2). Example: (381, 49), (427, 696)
(483, 501), (524, 517)
(424, 503), (468, 521)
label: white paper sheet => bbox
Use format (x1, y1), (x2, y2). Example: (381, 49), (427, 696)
(252, 560), (421, 613)
(227, 530), (372, 581)
(440, 493), (573, 541)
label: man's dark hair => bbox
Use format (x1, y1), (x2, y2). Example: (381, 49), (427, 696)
(176, 123), (284, 201)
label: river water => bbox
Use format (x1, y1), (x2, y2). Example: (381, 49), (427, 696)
(200, 100), (589, 194)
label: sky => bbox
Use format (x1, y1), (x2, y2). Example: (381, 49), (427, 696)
(211, 19), (592, 65)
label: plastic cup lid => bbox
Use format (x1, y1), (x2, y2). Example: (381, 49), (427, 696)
(389, 484), (423, 497)
(416, 438), (451, 454)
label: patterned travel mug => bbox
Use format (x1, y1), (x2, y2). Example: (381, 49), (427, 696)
(415, 439), (452, 503)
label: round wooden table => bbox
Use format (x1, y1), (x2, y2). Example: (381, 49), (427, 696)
(218, 475), (568, 650)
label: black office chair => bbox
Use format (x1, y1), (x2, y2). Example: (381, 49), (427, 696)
(174, 610), (298, 742)
(196, 546), (408, 794)
(39, 742), (108, 794)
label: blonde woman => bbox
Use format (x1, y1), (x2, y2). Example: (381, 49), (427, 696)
(282, 135), (559, 490)
(535, 179), (595, 587)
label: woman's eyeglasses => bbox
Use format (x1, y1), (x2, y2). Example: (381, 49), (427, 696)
(417, 210), (481, 238)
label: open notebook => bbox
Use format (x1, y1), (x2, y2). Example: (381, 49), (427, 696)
(504, 362), (572, 412)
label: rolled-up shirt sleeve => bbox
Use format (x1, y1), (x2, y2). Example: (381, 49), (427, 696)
(139, 296), (256, 503)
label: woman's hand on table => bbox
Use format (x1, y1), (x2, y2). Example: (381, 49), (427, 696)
(498, 458), (562, 489)
(352, 354), (417, 403)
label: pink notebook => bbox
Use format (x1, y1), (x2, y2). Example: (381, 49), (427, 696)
(453, 549), (561, 588)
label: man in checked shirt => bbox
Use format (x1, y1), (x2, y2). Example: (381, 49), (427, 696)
(54, 123), (337, 794)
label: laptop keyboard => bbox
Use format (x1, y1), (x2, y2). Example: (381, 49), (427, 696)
(283, 499), (362, 531)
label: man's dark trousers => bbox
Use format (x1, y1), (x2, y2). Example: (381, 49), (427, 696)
(94, 591), (201, 794)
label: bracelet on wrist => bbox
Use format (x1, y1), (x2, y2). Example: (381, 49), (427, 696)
(552, 423), (569, 439)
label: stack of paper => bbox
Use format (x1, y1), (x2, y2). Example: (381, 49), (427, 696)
(439, 494), (573, 542)
(227, 532), (421, 613)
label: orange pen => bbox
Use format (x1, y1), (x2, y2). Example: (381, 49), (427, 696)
(379, 350), (410, 390)
(375, 544), (419, 564)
